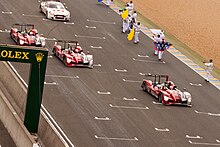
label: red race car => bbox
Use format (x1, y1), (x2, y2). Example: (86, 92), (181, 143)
(52, 40), (93, 68)
(141, 74), (192, 107)
(10, 24), (46, 47)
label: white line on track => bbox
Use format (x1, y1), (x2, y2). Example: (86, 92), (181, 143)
(138, 54), (149, 58)
(123, 97), (138, 101)
(190, 83), (202, 86)
(0, 29), (10, 33)
(133, 58), (165, 64)
(87, 19), (116, 24)
(2, 11), (12, 14)
(95, 135), (138, 141)
(139, 72), (151, 76)
(115, 69), (127, 72)
(153, 101), (161, 105)
(195, 110), (220, 117)
(64, 22), (74, 25)
(155, 128), (169, 132)
(86, 25), (96, 29)
(97, 91), (111, 95)
(75, 34), (105, 40)
(186, 135), (203, 139)
(93, 64), (102, 67)
(22, 14), (44, 17)
(189, 140), (220, 146)
(45, 75), (79, 79)
(94, 117), (111, 121)
(109, 104), (149, 110)
(90, 45), (102, 49)
(42, 18), (50, 21)
(45, 38), (56, 41)
(123, 79), (142, 83)
(44, 82), (57, 85)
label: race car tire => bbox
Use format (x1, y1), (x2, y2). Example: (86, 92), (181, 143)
(142, 82), (148, 92)
(10, 31), (13, 39)
(17, 38), (20, 45)
(46, 11), (49, 19)
(52, 48), (56, 55)
(158, 93), (163, 103)
(63, 56), (68, 66)
(39, 6), (43, 13)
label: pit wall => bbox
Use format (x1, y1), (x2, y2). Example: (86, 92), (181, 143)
(0, 61), (66, 147)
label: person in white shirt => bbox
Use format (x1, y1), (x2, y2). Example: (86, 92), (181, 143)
(106, 0), (113, 7)
(153, 34), (163, 55)
(132, 11), (137, 22)
(203, 59), (213, 82)
(128, 1), (134, 15)
(122, 14), (130, 33)
(133, 22), (141, 44)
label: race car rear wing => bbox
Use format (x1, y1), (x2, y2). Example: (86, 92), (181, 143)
(12, 24), (35, 33)
(42, 0), (61, 2)
(55, 40), (79, 50)
(56, 40), (78, 44)
(13, 24), (34, 27)
(144, 73), (169, 84)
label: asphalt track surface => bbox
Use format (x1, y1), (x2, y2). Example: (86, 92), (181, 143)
(0, 0), (220, 147)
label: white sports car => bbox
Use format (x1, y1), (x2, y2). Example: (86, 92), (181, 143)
(40, 0), (70, 21)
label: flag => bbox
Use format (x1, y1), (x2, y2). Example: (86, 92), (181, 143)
(127, 28), (134, 41)
(121, 9), (128, 20)
(156, 41), (172, 51)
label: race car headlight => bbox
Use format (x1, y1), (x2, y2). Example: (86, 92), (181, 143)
(164, 96), (169, 101)
(20, 39), (24, 44)
(50, 11), (55, 15)
(66, 58), (72, 63)
(188, 98), (192, 102)
(41, 41), (46, 47)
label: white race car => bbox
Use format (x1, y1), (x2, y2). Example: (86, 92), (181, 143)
(40, 0), (70, 21)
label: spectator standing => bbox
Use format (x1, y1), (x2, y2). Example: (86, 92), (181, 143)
(122, 15), (130, 33)
(132, 11), (137, 22)
(128, 1), (134, 15)
(133, 22), (141, 44)
(203, 59), (213, 82)
(156, 39), (172, 61)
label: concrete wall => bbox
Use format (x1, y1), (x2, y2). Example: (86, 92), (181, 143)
(0, 85), (35, 147)
(0, 61), (67, 147)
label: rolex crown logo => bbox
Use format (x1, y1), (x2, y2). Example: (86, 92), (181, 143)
(35, 52), (44, 62)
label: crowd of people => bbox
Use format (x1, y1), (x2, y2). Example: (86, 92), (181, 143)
(118, 1), (172, 60)
(101, 0), (214, 80)
(120, 1), (140, 44)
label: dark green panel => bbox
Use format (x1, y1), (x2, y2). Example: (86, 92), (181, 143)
(0, 44), (48, 133)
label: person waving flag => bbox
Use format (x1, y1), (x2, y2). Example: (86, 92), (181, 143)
(121, 9), (129, 20)
(127, 28), (135, 41)
(155, 40), (172, 61)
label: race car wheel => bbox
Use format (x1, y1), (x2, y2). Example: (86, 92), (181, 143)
(63, 57), (68, 66)
(10, 31), (13, 39)
(142, 82), (148, 92)
(17, 38), (20, 45)
(46, 11), (49, 19)
(52, 48), (56, 55)
(158, 93), (163, 103)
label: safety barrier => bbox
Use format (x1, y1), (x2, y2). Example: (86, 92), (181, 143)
(0, 61), (72, 147)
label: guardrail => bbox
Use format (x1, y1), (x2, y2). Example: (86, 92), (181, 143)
(7, 61), (75, 147)
(0, 61), (75, 147)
